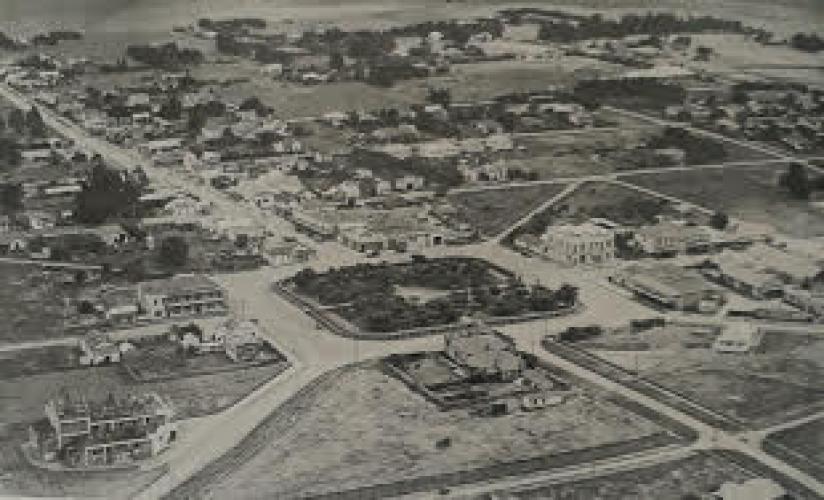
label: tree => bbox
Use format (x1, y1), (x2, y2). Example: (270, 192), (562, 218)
(26, 106), (46, 137)
(0, 137), (22, 169)
(8, 109), (24, 134)
(187, 105), (208, 134)
(694, 45), (714, 61)
(158, 96), (182, 120)
(779, 163), (811, 200)
(329, 51), (345, 70)
(709, 211), (730, 230)
(158, 235), (189, 268)
(74, 163), (141, 224)
(427, 87), (452, 107)
(0, 183), (23, 214)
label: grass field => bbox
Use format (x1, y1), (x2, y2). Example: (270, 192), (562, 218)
(623, 164), (824, 238)
(0, 263), (78, 344)
(509, 181), (680, 239)
(511, 450), (808, 499)
(766, 417), (824, 481)
(594, 329), (824, 427)
(0, 357), (288, 425)
(448, 183), (568, 237)
(189, 363), (667, 499)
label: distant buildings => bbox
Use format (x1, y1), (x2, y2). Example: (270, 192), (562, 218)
(33, 392), (177, 467)
(138, 274), (227, 319)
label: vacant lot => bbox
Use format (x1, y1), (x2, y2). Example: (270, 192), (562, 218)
(511, 450), (811, 499)
(624, 164), (824, 238)
(448, 183), (568, 237)
(767, 417), (824, 481)
(0, 263), (79, 344)
(0, 357), (288, 425)
(511, 181), (679, 239)
(187, 364), (667, 499)
(508, 126), (657, 179)
(592, 329), (824, 426)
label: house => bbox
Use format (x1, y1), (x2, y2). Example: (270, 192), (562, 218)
(634, 221), (710, 255)
(394, 175), (425, 191)
(263, 237), (316, 266)
(139, 138), (184, 157)
(444, 324), (525, 382)
(79, 331), (124, 366)
(708, 254), (786, 300)
(36, 392), (176, 467)
(713, 323), (764, 353)
(712, 478), (788, 500)
(539, 223), (615, 266)
(224, 327), (263, 362)
(612, 263), (724, 312)
(184, 319), (266, 362)
(138, 274), (227, 319)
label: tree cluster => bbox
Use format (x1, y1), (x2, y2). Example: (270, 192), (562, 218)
(126, 43), (204, 69)
(74, 163), (142, 224)
(538, 12), (755, 43)
(789, 32), (824, 53)
(292, 259), (578, 332)
(646, 126), (728, 165)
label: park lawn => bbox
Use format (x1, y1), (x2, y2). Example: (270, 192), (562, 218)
(624, 164), (824, 238)
(447, 183), (568, 237)
(186, 363), (667, 500)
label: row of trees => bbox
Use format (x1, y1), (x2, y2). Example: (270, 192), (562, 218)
(573, 78), (686, 109)
(789, 32), (824, 53)
(125, 43), (204, 69)
(2, 106), (47, 138)
(538, 12), (756, 43)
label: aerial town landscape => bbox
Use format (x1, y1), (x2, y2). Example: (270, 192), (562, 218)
(1, 0), (824, 498)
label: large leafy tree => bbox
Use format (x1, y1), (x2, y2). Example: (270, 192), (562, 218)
(74, 163), (141, 224)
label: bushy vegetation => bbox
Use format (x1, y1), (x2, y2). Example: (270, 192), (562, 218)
(74, 162), (142, 224)
(646, 127), (728, 165)
(126, 43), (204, 69)
(537, 12), (759, 43)
(573, 78), (686, 109)
(291, 258), (578, 332)
(789, 32), (824, 53)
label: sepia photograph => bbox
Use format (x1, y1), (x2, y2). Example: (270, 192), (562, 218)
(0, 0), (823, 498)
